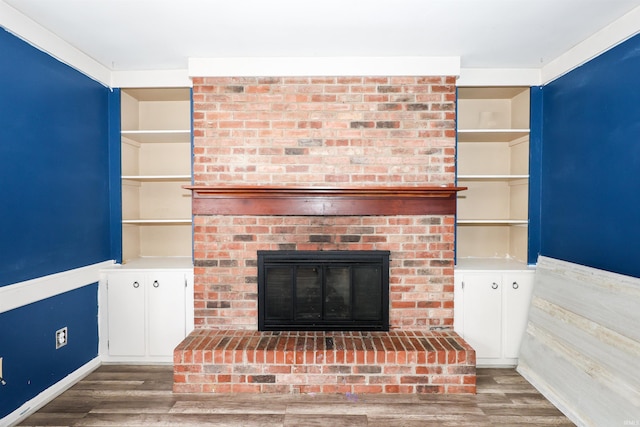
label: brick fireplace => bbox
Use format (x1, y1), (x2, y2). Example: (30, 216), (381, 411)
(173, 75), (476, 394)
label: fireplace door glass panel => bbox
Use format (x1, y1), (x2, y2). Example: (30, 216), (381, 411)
(265, 267), (293, 320)
(295, 266), (322, 320)
(325, 267), (350, 319)
(352, 266), (382, 320)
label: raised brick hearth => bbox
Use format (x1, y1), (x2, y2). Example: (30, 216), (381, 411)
(174, 75), (475, 394)
(174, 330), (475, 394)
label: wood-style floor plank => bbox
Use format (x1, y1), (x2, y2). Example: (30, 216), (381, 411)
(16, 365), (575, 426)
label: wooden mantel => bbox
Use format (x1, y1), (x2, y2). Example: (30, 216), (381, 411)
(184, 185), (466, 216)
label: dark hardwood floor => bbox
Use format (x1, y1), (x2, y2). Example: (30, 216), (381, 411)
(17, 365), (575, 426)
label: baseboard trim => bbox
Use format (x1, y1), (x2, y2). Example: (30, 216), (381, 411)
(2, 357), (101, 427)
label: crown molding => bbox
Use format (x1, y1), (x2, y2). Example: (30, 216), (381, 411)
(541, 6), (640, 84)
(0, 1), (111, 86)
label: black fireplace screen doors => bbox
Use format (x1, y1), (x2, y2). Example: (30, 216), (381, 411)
(258, 251), (390, 331)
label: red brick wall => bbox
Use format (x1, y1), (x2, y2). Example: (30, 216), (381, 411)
(174, 330), (476, 394)
(191, 75), (457, 331)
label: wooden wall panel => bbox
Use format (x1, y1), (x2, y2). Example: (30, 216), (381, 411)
(518, 256), (640, 426)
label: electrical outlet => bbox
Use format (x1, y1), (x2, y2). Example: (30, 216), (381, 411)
(56, 327), (68, 349)
(0, 356), (5, 385)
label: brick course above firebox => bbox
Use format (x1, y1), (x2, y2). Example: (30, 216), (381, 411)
(192, 76), (456, 188)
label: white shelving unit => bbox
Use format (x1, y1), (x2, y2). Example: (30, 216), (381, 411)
(120, 88), (192, 263)
(456, 86), (530, 266)
(102, 89), (194, 363)
(454, 86), (533, 366)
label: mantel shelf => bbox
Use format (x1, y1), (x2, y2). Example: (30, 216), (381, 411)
(184, 185), (467, 216)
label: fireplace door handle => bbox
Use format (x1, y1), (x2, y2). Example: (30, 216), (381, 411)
(132, 281), (140, 289)
(153, 280), (160, 288)
(491, 282), (499, 290)
(512, 281), (519, 290)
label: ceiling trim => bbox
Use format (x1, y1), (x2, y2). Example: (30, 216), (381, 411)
(0, 1), (110, 86)
(541, 5), (640, 84)
(188, 56), (461, 77)
(457, 68), (542, 87)
(110, 70), (192, 88)
(3, 1), (639, 89)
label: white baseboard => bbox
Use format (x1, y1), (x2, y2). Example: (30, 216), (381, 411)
(1, 357), (101, 427)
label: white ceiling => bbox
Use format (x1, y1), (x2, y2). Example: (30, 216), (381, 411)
(3, 0), (640, 72)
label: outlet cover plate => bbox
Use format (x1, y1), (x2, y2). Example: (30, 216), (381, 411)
(56, 327), (68, 349)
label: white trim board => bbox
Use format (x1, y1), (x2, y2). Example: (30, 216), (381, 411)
(188, 56), (461, 77)
(0, 2), (110, 86)
(541, 6), (640, 84)
(0, 261), (116, 314)
(457, 68), (541, 87)
(111, 69), (192, 89)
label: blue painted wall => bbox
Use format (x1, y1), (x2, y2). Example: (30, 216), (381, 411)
(540, 33), (640, 277)
(0, 284), (99, 418)
(0, 28), (111, 418)
(528, 86), (543, 265)
(0, 28), (111, 287)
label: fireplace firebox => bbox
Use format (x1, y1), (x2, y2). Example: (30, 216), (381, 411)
(258, 251), (390, 331)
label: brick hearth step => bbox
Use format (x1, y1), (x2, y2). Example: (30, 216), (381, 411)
(173, 329), (475, 394)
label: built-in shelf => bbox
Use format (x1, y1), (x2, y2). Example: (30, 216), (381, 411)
(457, 129), (530, 143)
(122, 175), (191, 182)
(122, 219), (192, 224)
(456, 219), (528, 225)
(457, 175), (529, 181)
(116, 256), (193, 269)
(456, 86), (531, 263)
(120, 88), (192, 262)
(455, 257), (532, 271)
(121, 130), (191, 144)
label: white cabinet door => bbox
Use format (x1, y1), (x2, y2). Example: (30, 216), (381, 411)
(107, 273), (146, 356)
(106, 270), (188, 360)
(455, 269), (535, 365)
(461, 273), (503, 359)
(147, 272), (186, 356)
(502, 273), (535, 358)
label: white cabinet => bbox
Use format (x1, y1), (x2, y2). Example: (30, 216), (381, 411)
(103, 259), (194, 362)
(103, 87), (194, 363)
(454, 268), (534, 366)
(456, 86), (530, 263)
(502, 274), (535, 359)
(120, 88), (192, 262)
(107, 271), (147, 357)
